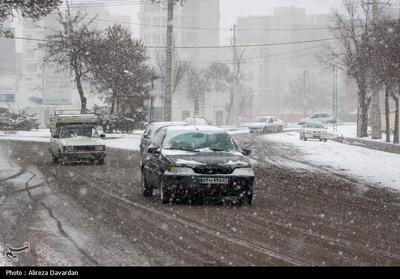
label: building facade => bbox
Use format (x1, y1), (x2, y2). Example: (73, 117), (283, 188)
(139, 0), (228, 124)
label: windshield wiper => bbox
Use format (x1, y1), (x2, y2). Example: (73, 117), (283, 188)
(165, 147), (200, 152)
(208, 147), (226, 152)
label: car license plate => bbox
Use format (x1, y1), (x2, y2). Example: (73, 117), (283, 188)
(199, 177), (229, 185)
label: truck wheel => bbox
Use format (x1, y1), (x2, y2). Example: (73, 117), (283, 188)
(141, 172), (153, 197)
(52, 153), (59, 164)
(238, 190), (253, 206)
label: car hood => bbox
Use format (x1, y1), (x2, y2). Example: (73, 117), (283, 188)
(60, 137), (104, 146)
(162, 150), (251, 168)
(248, 122), (266, 128)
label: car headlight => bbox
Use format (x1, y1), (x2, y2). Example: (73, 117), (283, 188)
(95, 145), (105, 151)
(232, 167), (254, 176)
(165, 166), (194, 175)
(65, 146), (74, 152)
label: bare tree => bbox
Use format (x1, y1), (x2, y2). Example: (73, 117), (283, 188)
(226, 48), (246, 125)
(0, 0), (61, 36)
(369, 18), (400, 143)
(40, 5), (96, 113)
(186, 65), (208, 115)
(322, 0), (375, 137)
(154, 51), (188, 97)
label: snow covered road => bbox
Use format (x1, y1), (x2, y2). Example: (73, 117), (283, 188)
(1, 137), (400, 266)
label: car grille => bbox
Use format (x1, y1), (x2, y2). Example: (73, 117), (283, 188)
(193, 167), (234, 175)
(73, 146), (96, 151)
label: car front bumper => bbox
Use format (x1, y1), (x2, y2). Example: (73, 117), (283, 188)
(62, 151), (106, 161)
(304, 133), (328, 139)
(163, 173), (254, 197)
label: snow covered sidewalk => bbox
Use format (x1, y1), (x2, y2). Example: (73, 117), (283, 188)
(260, 131), (400, 192)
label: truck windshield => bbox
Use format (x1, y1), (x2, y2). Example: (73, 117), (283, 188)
(60, 125), (99, 138)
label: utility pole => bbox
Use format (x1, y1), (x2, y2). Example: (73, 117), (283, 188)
(333, 65), (338, 133)
(303, 70), (307, 119)
(164, 0), (174, 121)
(230, 24), (238, 125)
(371, 0), (382, 139)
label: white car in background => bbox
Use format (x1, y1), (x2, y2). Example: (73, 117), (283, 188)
(298, 113), (334, 125)
(248, 116), (286, 134)
(300, 121), (328, 142)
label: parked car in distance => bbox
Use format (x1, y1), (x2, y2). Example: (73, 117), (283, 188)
(298, 113), (334, 125)
(300, 121), (328, 142)
(183, 116), (212, 125)
(140, 121), (187, 156)
(141, 125), (254, 205)
(248, 116), (286, 133)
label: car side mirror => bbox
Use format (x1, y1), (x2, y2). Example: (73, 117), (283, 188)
(100, 134), (106, 138)
(52, 135), (59, 139)
(242, 149), (252, 156)
(147, 146), (161, 154)
(143, 134), (150, 139)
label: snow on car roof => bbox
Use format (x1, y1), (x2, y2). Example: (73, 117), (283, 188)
(163, 125), (224, 133)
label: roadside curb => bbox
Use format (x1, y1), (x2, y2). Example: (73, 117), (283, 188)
(330, 136), (400, 155)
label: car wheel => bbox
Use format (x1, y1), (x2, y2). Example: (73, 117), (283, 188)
(98, 158), (105, 165)
(303, 137), (307, 141)
(160, 179), (171, 204)
(277, 126), (283, 133)
(141, 171), (153, 197)
(263, 127), (268, 134)
(324, 139), (328, 142)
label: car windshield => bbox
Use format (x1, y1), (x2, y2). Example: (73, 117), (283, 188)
(163, 131), (236, 152)
(60, 125), (99, 138)
(306, 122), (324, 129)
(255, 117), (268, 123)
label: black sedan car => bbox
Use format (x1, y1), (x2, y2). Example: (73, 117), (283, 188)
(141, 125), (254, 205)
(140, 121), (187, 157)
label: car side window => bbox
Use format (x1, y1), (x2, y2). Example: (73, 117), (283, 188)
(149, 131), (165, 150)
(268, 118), (273, 123)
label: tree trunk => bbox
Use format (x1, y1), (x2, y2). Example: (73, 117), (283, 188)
(193, 91), (200, 116)
(75, 73), (87, 113)
(385, 85), (390, 142)
(370, 83), (381, 139)
(357, 87), (369, 138)
(393, 95), (399, 144)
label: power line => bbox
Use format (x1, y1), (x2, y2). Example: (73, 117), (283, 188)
(2, 34), (338, 48)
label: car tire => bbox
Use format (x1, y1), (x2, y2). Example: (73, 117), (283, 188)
(277, 126), (283, 133)
(98, 158), (105, 165)
(141, 172), (153, 197)
(324, 139), (328, 142)
(160, 179), (171, 204)
(303, 137), (307, 141)
(238, 190), (253, 206)
(51, 152), (59, 164)
(263, 127), (268, 134)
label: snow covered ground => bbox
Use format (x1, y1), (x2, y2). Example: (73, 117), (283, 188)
(0, 129), (142, 151)
(261, 131), (400, 191)
(0, 127), (248, 150)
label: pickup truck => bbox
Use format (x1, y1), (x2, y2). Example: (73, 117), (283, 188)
(48, 112), (106, 164)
